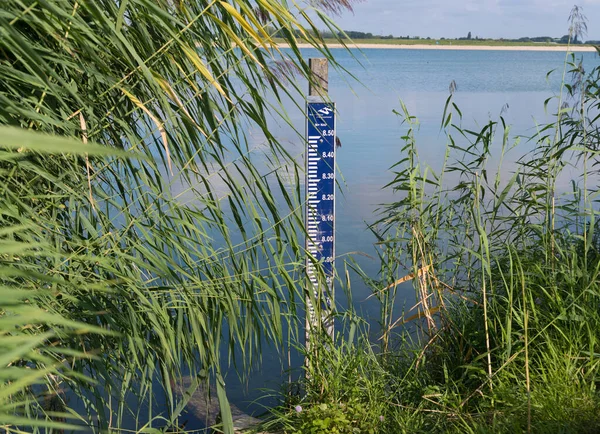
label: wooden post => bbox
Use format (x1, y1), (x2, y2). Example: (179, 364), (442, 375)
(309, 58), (328, 97)
(305, 58), (335, 360)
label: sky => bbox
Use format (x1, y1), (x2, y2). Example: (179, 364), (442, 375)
(325, 0), (600, 40)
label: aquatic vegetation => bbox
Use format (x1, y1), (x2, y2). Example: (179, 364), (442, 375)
(0, 0), (358, 431)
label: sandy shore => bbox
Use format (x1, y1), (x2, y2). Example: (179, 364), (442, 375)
(278, 43), (597, 52)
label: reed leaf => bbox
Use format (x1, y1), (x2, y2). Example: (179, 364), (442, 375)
(0, 0), (355, 430)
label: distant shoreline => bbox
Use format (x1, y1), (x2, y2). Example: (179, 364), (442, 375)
(277, 43), (597, 52)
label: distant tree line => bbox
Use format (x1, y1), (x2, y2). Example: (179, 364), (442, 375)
(488, 34), (599, 44)
(266, 27), (430, 41)
(266, 27), (600, 45)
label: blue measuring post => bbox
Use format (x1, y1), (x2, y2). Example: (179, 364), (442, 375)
(305, 100), (336, 340)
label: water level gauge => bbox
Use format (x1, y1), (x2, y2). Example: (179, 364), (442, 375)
(305, 101), (336, 337)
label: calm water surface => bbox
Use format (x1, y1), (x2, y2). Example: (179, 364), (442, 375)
(228, 47), (600, 415)
(257, 48), (599, 309)
(154, 48), (600, 427)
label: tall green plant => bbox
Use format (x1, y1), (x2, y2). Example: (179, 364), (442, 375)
(0, 128), (130, 431)
(355, 33), (600, 432)
(0, 0), (357, 431)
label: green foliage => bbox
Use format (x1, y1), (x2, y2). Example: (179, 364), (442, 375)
(0, 0), (356, 431)
(358, 43), (600, 432)
(263, 339), (389, 434)
(292, 401), (375, 434)
(0, 130), (125, 430)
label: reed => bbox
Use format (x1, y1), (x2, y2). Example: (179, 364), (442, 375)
(0, 0), (358, 431)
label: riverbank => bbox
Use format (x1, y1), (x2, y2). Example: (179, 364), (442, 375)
(277, 42), (597, 52)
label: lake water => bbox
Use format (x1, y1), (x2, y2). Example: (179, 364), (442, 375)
(223, 47), (600, 417)
(249, 47), (600, 316)
(147, 48), (600, 429)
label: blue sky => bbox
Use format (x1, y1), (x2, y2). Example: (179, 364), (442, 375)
(325, 0), (600, 40)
